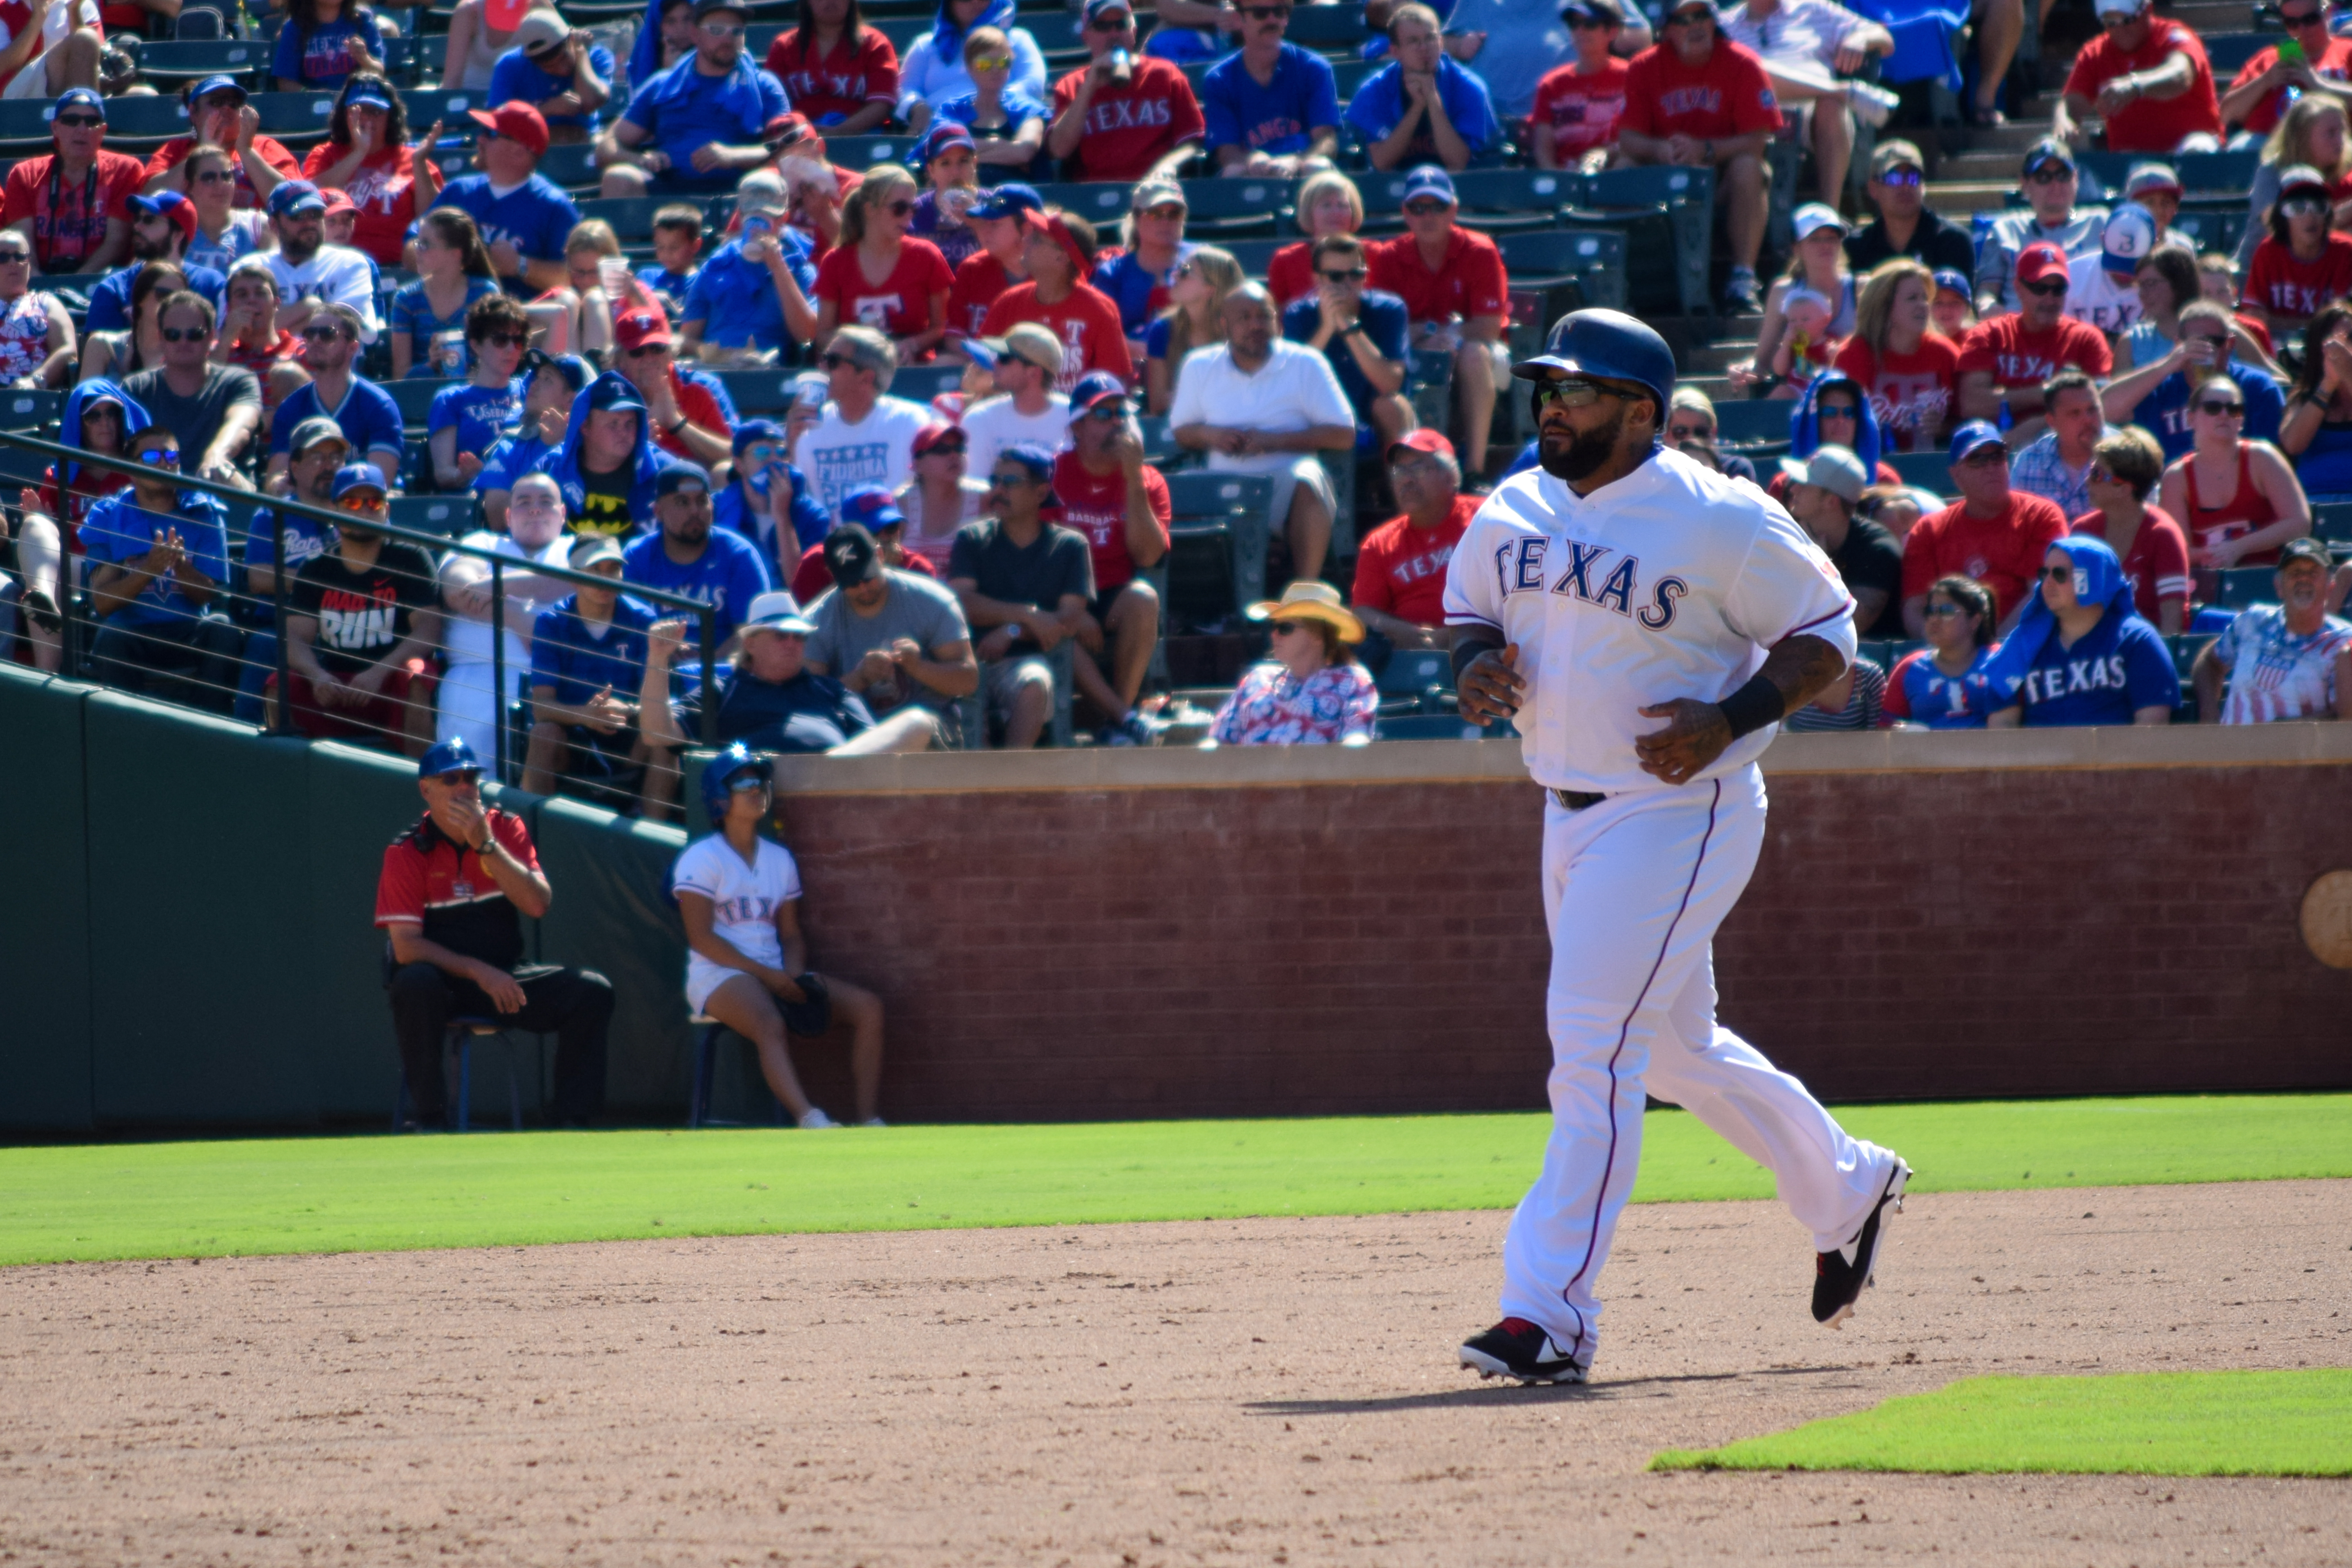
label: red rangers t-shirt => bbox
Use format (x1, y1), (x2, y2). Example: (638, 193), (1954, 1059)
(1049, 56), (1207, 181)
(1, 152), (146, 272)
(2071, 505), (2191, 624)
(981, 280), (1135, 392)
(814, 237), (955, 342)
(2229, 36), (2352, 136)
(764, 25), (900, 123)
(1266, 241), (1315, 309)
(1618, 39), (1783, 142)
(2242, 234), (2352, 319)
(1351, 493), (1477, 628)
(949, 249), (1018, 338)
(145, 134), (304, 210)
(2061, 18), (2222, 154)
(301, 142), (438, 269)
(1045, 450), (1170, 592)
(1364, 227), (1511, 327)
(1832, 332), (1961, 454)
(1957, 312), (2113, 388)
(1532, 59), (1630, 160)
(1900, 492), (2071, 623)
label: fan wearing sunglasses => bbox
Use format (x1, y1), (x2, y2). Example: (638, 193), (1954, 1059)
(596, 0), (790, 200)
(0, 232), (72, 388)
(119, 290), (269, 492)
(2157, 373), (2314, 570)
(2241, 164), (2352, 335)
(1, 88), (142, 275)
(80, 426), (245, 717)
(2223, 3), (2352, 138)
(2055, 0), (2223, 158)
(428, 294), (534, 490)
(263, 301), (403, 490)
(1843, 140), (1978, 278)
(1982, 535), (2179, 728)
(812, 165), (955, 364)
(1899, 419), (2069, 637)
(1955, 242), (2112, 428)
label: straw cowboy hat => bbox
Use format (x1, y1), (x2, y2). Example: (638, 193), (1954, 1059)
(1245, 579), (1365, 644)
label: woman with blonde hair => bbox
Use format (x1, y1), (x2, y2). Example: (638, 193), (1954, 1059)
(1267, 171), (1363, 308)
(2235, 95), (2352, 271)
(1143, 245), (1241, 414)
(1830, 258), (1958, 454)
(813, 163), (954, 362)
(535, 218), (623, 359)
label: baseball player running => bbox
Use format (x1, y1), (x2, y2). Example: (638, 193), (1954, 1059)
(1444, 310), (1911, 1386)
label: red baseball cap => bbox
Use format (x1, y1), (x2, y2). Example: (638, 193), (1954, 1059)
(614, 307), (673, 352)
(764, 111), (816, 148)
(2014, 241), (2070, 286)
(1019, 207), (1090, 274)
(912, 420), (965, 456)
(467, 100), (550, 158)
(318, 187), (357, 218)
(1387, 428), (1456, 463)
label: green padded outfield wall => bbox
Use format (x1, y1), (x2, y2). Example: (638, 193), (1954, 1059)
(0, 677), (691, 1134)
(0, 666), (95, 1131)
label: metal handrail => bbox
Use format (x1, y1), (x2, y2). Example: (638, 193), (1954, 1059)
(0, 428), (721, 770)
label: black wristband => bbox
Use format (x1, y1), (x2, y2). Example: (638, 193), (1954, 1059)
(1717, 673), (1787, 741)
(1451, 633), (1503, 685)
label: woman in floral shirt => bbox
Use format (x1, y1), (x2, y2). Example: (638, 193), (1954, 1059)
(1209, 581), (1379, 746)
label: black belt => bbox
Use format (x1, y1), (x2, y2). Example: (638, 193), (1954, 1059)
(1553, 789), (1608, 811)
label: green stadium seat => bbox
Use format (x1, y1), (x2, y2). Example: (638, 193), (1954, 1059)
(891, 363), (965, 405)
(2311, 501), (2352, 544)
(0, 388), (60, 431)
(1285, 5), (1370, 48)
(577, 196), (663, 242)
(1887, 450), (1951, 493)
(1579, 164), (1713, 317)
(1178, 175), (1292, 239)
(1375, 647), (1454, 715)
(1497, 227), (1626, 313)
(715, 366), (794, 415)
(401, 87), (490, 134)
(2166, 632), (2217, 678)
(96, 95), (203, 140)
(385, 377), (456, 431)
(1223, 238), (1285, 275)
(1710, 398), (1794, 448)
(1371, 713), (1481, 740)
(1035, 180), (1136, 230)
(537, 142), (599, 189)
(1165, 471), (1271, 628)
(2214, 566), (2277, 610)
(248, 91), (339, 139)
(832, 132), (923, 169)
(387, 494), (480, 539)
(1330, 57), (1379, 100)
(2200, 32), (2270, 73)
(137, 38), (268, 82)
(874, 14), (931, 49)
(0, 100), (57, 147)
(2077, 149), (2257, 200)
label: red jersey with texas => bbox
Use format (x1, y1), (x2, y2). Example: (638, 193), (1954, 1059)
(1, 151), (147, 272)
(1956, 312), (2112, 389)
(1047, 450), (1169, 592)
(2242, 234), (2352, 319)
(1618, 39), (1783, 142)
(981, 281), (1134, 393)
(764, 27), (899, 123)
(1352, 492), (1477, 627)
(1049, 57), (1207, 181)
(1532, 60), (1629, 160)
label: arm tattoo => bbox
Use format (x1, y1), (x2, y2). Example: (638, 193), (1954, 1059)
(1758, 633), (1849, 716)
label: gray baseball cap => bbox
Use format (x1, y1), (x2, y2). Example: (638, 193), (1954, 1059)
(289, 416), (348, 455)
(1777, 444), (1868, 503)
(569, 534), (625, 570)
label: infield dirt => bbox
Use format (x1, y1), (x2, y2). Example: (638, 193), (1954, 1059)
(3, 1178), (2348, 1566)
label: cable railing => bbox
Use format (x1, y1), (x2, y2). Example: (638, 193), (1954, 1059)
(2, 428), (720, 806)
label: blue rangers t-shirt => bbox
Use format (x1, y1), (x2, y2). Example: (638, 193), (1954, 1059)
(272, 12), (379, 89)
(1093, 248), (1178, 342)
(1281, 288), (1409, 429)
(246, 503), (335, 582)
(1200, 42), (1340, 156)
(620, 53), (789, 171)
(1886, 646), (2000, 728)
(2008, 612), (2180, 726)
(431, 173), (584, 274)
(531, 591), (659, 705)
(430, 377), (528, 459)
(85, 261), (226, 334)
(488, 40), (620, 134)
(270, 376), (405, 462)
(2122, 359), (2285, 462)
(79, 492), (232, 629)
(621, 525), (775, 645)
(681, 235), (817, 352)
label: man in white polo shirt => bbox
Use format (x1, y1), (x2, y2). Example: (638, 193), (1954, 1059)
(961, 322), (1072, 482)
(1167, 281), (1356, 580)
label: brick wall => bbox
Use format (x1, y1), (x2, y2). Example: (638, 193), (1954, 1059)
(767, 737), (2352, 1122)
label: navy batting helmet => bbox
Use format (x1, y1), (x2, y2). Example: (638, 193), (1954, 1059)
(1511, 308), (1677, 423)
(701, 741), (769, 821)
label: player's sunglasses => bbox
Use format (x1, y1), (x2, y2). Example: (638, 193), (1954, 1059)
(2020, 279), (2069, 298)
(1531, 377), (1635, 408)
(727, 774), (770, 794)
(2197, 398), (2245, 417)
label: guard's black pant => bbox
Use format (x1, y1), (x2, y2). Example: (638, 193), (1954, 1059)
(388, 961), (613, 1125)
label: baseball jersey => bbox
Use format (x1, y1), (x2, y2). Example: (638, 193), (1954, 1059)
(2061, 18), (2221, 154)
(764, 24), (900, 122)
(671, 833), (802, 1003)
(1353, 494), (1477, 627)
(2242, 235), (2352, 319)
(2210, 603), (2352, 724)
(1047, 449), (1170, 592)
(1830, 333), (1959, 452)
(1440, 445), (1857, 794)
(1901, 492), (2070, 623)
(1882, 646), (2000, 728)
(2063, 254), (2143, 335)
(1364, 228), (1510, 327)
(2007, 609), (2180, 725)
(1618, 39), (1784, 142)
(1957, 312), (2113, 387)
(2069, 505), (2191, 623)
(1049, 56), (1207, 181)
(1531, 60), (1630, 160)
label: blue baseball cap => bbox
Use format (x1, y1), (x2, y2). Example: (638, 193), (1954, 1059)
(1932, 267), (1970, 298)
(1401, 165), (1457, 207)
(586, 375), (647, 415)
(188, 74), (246, 104)
(417, 736), (481, 779)
(1069, 370), (1127, 417)
(344, 80), (395, 111)
(52, 87), (104, 120)
(1947, 419), (2006, 466)
(835, 488), (904, 534)
(914, 120), (975, 165)
(967, 183), (1042, 222)
(732, 417), (787, 454)
(268, 179), (325, 217)
(996, 441), (1058, 480)
(332, 462), (387, 500)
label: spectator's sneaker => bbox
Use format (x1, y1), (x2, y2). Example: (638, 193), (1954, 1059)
(860, 1116), (888, 1128)
(1846, 80), (1900, 129)
(1103, 709), (1169, 747)
(798, 1108), (840, 1129)
(1458, 1318), (1587, 1384)
(1813, 1159), (1911, 1327)
(20, 588), (60, 634)
(1723, 268), (1762, 313)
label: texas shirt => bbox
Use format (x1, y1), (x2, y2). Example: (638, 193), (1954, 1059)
(2061, 17), (2221, 154)
(764, 25), (900, 123)
(1352, 493), (1477, 628)
(813, 237), (955, 343)
(1530, 59), (1630, 160)
(2242, 235), (2352, 320)
(1957, 312), (2112, 389)
(0, 152), (145, 272)
(1046, 450), (1170, 593)
(1364, 228), (1510, 327)
(981, 281), (1136, 392)
(2006, 608), (2180, 725)
(1618, 39), (1784, 142)
(1900, 493), (2071, 623)
(1199, 42), (1340, 157)
(621, 526), (775, 646)
(1882, 647), (2000, 728)
(1049, 56), (1207, 181)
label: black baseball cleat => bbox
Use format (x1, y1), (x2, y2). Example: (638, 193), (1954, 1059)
(1459, 1318), (1587, 1384)
(1813, 1159), (1912, 1328)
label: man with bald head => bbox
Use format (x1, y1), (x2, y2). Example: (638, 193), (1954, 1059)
(1168, 280), (1357, 580)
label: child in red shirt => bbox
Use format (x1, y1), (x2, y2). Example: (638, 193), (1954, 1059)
(980, 210), (1134, 392)
(2241, 167), (2352, 332)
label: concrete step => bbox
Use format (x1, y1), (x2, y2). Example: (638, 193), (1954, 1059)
(1928, 180), (2025, 215)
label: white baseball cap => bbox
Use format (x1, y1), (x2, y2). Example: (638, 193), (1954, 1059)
(2102, 201), (2157, 273)
(1791, 202), (1848, 241)
(741, 590), (816, 636)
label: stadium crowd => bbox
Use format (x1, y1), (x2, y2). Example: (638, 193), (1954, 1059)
(3, 0), (2351, 818)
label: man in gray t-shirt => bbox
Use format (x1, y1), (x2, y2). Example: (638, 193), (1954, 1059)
(120, 293), (263, 486)
(802, 523), (979, 731)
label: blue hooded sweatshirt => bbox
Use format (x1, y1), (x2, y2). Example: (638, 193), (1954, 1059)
(530, 370), (686, 539)
(57, 378), (151, 497)
(1788, 370), (1886, 472)
(1979, 534), (2180, 725)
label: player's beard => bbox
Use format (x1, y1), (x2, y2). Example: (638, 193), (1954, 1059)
(1538, 405), (1624, 484)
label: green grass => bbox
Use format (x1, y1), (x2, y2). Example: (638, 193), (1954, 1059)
(1651, 1370), (2352, 1476)
(2, 1093), (2348, 1266)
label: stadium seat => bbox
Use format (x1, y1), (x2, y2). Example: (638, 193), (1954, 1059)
(1710, 398), (1795, 449)
(1375, 646), (1454, 715)
(1578, 164), (1714, 318)
(401, 87), (488, 134)
(2214, 566), (2277, 610)
(388, 494), (480, 539)
(385, 377), (454, 431)
(136, 37), (267, 83)
(1179, 175), (1291, 240)
(98, 95), (204, 140)
(715, 366), (794, 416)
(2076, 149), (2257, 201)
(248, 91), (339, 140)
(1330, 57), (1379, 100)
(891, 363), (965, 405)
(1165, 471), (1271, 628)
(175, 5), (227, 38)
(686, 1014), (788, 1128)
(1496, 227), (1626, 314)
(537, 142), (599, 190)
(1887, 449), (1952, 493)
(1035, 180), (1136, 232)
(393, 1018), (524, 1133)
(1284, 4), (1370, 47)
(830, 132), (923, 168)
(1406, 347), (1452, 434)
(0, 100), (58, 148)
(1223, 238), (1284, 275)
(873, 14), (932, 50)
(1448, 168), (1577, 232)
(0, 387), (59, 431)
(577, 196), (664, 243)
(2312, 501), (2352, 544)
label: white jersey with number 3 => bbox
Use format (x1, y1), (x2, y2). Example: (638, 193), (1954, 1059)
(1441, 446), (1857, 795)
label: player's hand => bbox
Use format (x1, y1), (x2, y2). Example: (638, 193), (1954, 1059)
(1635, 697), (1735, 784)
(475, 962), (528, 1014)
(1456, 642), (1524, 724)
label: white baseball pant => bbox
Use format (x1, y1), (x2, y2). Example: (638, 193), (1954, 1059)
(1498, 763), (1902, 1370)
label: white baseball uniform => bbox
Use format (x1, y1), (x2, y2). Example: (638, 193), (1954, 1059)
(1441, 445), (1904, 1373)
(671, 834), (803, 1015)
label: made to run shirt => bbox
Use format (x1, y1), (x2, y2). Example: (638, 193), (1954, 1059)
(1352, 493), (1477, 628)
(764, 25), (900, 123)
(0, 152), (145, 272)
(813, 238), (955, 343)
(1048, 55), (1207, 181)
(1198, 42), (1340, 157)
(2061, 17), (2222, 154)
(2210, 603), (2352, 723)
(1957, 312), (2113, 388)
(2242, 235), (2352, 320)
(1363, 228), (1510, 327)
(1530, 59), (1630, 160)
(291, 539), (440, 679)
(1618, 38), (1784, 143)
(980, 282), (1136, 392)
(1045, 449), (1169, 592)
(1900, 492), (2071, 623)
